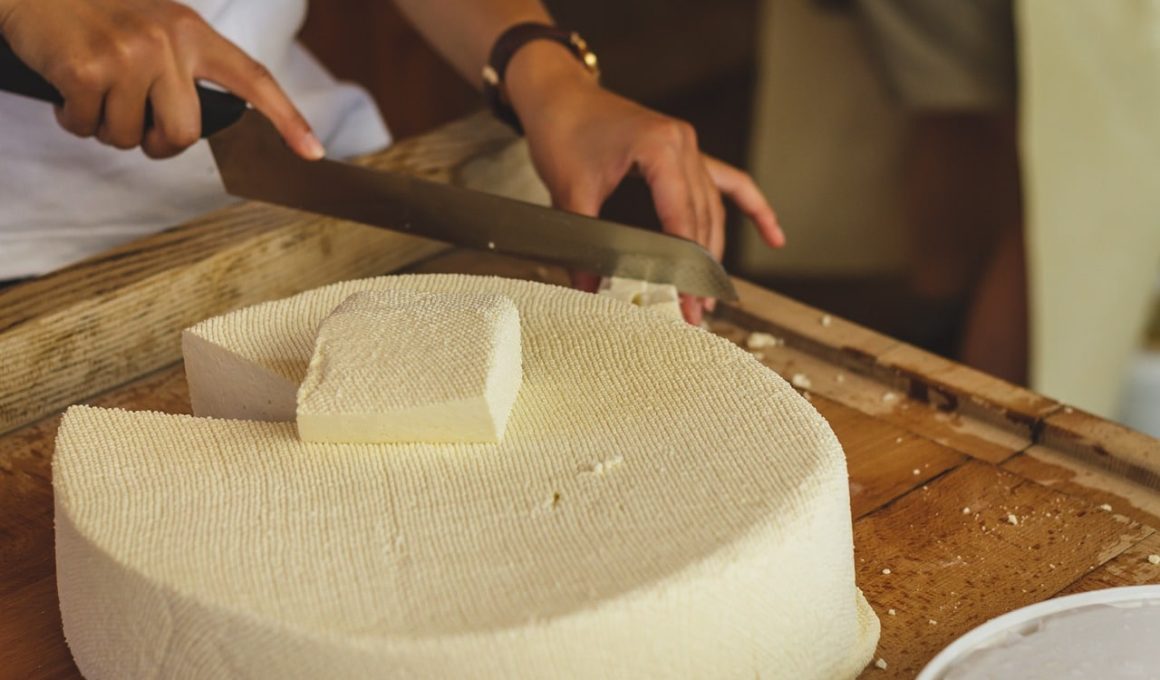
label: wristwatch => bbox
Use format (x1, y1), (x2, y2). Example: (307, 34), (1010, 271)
(482, 22), (600, 134)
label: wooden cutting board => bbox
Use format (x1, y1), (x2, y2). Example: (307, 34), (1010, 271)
(1, 114), (1158, 680)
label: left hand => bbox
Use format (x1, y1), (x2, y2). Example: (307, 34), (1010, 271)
(506, 42), (784, 325)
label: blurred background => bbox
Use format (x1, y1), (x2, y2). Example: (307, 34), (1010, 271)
(299, 0), (1160, 436)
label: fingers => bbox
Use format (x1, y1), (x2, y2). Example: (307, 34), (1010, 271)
(53, 89), (104, 139)
(702, 163), (727, 313)
(704, 155), (785, 248)
(12, 1), (316, 160)
(554, 178), (605, 294)
(702, 163), (727, 263)
(143, 70), (200, 159)
(637, 120), (723, 320)
(679, 128), (713, 257)
(569, 271), (602, 294)
(680, 294), (704, 326)
(641, 156), (705, 326)
(96, 73), (153, 150)
(197, 29), (323, 160)
(638, 135), (699, 247)
(49, 53), (110, 138)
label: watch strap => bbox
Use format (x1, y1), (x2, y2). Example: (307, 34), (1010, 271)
(482, 22), (599, 134)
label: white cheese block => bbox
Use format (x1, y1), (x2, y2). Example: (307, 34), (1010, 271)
(597, 276), (683, 320)
(60, 274), (880, 679)
(296, 290), (522, 444)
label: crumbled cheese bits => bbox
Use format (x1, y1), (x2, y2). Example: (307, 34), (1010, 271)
(597, 276), (683, 320)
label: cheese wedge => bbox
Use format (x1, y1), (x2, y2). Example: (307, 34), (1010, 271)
(597, 276), (683, 320)
(296, 290), (521, 444)
(60, 275), (879, 679)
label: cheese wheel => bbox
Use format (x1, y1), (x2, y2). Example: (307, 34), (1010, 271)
(57, 274), (880, 679)
(296, 290), (522, 444)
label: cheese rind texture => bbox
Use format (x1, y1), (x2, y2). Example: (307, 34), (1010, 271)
(61, 274), (879, 679)
(296, 290), (522, 444)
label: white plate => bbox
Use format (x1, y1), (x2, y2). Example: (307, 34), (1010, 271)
(917, 585), (1160, 680)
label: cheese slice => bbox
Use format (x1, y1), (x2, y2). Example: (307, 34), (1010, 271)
(296, 290), (522, 444)
(60, 274), (879, 679)
(598, 276), (683, 320)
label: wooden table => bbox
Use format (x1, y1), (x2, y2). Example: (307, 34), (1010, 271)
(2, 115), (1159, 680)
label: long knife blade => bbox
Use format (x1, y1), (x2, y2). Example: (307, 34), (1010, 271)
(0, 40), (736, 301)
(208, 110), (738, 301)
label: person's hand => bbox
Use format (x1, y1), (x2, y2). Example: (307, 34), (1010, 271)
(0, 0), (322, 159)
(506, 42), (784, 325)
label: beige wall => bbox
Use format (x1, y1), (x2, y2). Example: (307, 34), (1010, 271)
(741, 0), (910, 278)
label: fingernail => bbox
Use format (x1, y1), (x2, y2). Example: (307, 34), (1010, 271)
(303, 132), (326, 160)
(705, 297), (717, 313)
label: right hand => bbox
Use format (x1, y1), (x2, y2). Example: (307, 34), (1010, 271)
(0, 0), (323, 159)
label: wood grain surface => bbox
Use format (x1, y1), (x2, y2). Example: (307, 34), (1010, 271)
(2, 130), (1159, 678)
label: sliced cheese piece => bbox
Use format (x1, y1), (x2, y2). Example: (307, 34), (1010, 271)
(296, 290), (521, 444)
(59, 274), (881, 679)
(598, 276), (683, 320)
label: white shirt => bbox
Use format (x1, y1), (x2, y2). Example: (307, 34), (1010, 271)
(0, 0), (390, 279)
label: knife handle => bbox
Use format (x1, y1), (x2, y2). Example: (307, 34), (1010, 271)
(0, 37), (246, 137)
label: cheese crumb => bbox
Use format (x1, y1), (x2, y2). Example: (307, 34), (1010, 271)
(887, 608), (896, 616)
(874, 658), (888, 670)
(881, 568), (891, 575)
(820, 314), (833, 327)
(1148, 554), (1160, 565)
(929, 619), (938, 626)
(534, 491), (563, 514)
(585, 455), (625, 476)
(962, 507), (971, 514)
(1007, 514), (1019, 526)
(597, 277), (682, 320)
(746, 332), (785, 350)
(913, 469), (921, 476)
(487, 241), (496, 250)
(791, 373), (812, 389)
(1099, 503), (1113, 512)
(882, 391), (899, 404)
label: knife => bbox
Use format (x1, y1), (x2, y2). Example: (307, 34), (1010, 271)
(0, 40), (737, 300)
